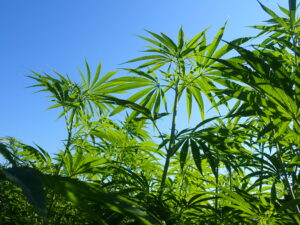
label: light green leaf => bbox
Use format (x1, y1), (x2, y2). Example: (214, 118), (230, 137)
(258, 1), (289, 30)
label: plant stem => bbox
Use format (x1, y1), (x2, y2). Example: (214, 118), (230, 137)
(259, 142), (264, 194)
(159, 79), (180, 196)
(56, 109), (75, 175)
(215, 153), (219, 224)
(275, 141), (300, 214)
(152, 120), (169, 153)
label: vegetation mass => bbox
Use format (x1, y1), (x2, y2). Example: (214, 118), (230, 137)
(1, 1), (300, 224)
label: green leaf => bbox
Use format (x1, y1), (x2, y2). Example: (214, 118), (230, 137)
(188, 86), (204, 120)
(198, 141), (217, 177)
(186, 87), (192, 120)
(91, 62), (102, 87)
(0, 143), (17, 166)
(136, 34), (168, 51)
(100, 95), (152, 118)
(190, 139), (203, 175)
(96, 71), (118, 87)
(177, 27), (184, 51)
(145, 30), (177, 53)
(258, 1), (289, 30)
(289, 0), (296, 26)
(208, 185), (257, 216)
(212, 37), (252, 60)
(202, 22), (227, 66)
(123, 69), (158, 83)
(192, 116), (219, 131)
(278, 4), (290, 16)
(271, 180), (277, 204)
(85, 60), (91, 87)
(225, 41), (270, 76)
(2, 167), (46, 217)
(160, 32), (178, 52)
(110, 87), (153, 116)
(180, 140), (189, 170)
(125, 55), (167, 64)
(40, 174), (157, 224)
(20, 144), (48, 163)
(185, 29), (207, 50)
(153, 91), (161, 114)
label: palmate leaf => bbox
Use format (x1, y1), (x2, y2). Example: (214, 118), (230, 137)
(125, 26), (239, 125)
(252, 1), (299, 55)
(212, 41), (299, 121)
(258, 1), (290, 30)
(30, 62), (127, 120)
(109, 69), (168, 121)
(106, 165), (152, 192)
(228, 46), (293, 93)
(208, 190), (256, 217)
(204, 183), (281, 223)
(194, 23), (247, 73)
(188, 119), (249, 177)
(80, 62), (120, 95)
(129, 28), (206, 71)
(181, 27), (246, 121)
(222, 41), (270, 77)
(29, 72), (71, 105)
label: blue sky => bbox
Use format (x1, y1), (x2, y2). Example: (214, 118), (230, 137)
(0, 0), (282, 154)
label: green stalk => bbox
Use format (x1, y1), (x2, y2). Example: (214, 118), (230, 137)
(152, 120), (169, 153)
(159, 57), (184, 197)
(49, 110), (76, 217)
(275, 141), (300, 213)
(56, 108), (75, 175)
(215, 152), (219, 224)
(229, 165), (232, 190)
(259, 142), (264, 194)
(159, 79), (180, 196)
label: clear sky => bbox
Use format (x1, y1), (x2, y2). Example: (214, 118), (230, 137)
(0, 0), (282, 154)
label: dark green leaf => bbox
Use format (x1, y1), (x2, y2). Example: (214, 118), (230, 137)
(2, 167), (46, 217)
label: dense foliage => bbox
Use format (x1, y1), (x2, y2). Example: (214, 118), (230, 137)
(1, 1), (300, 224)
